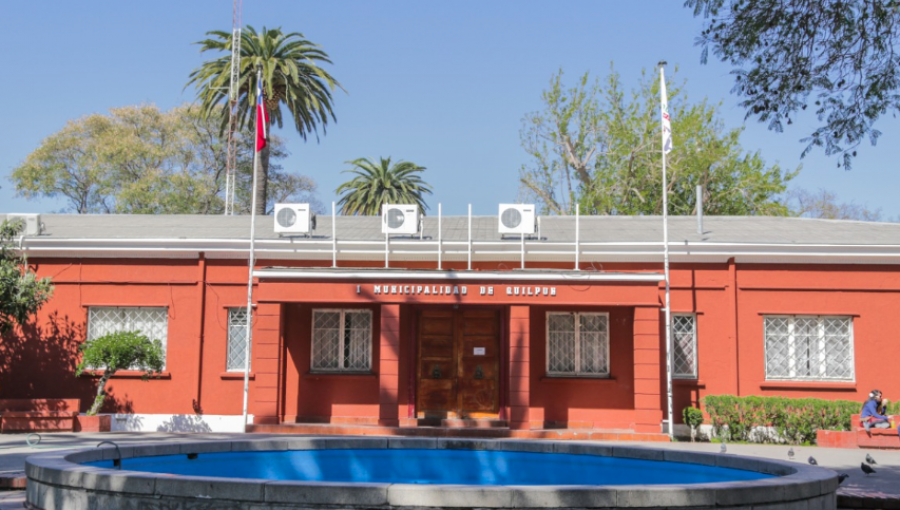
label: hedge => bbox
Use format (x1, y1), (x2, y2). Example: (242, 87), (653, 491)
(702, 395), (877, 445)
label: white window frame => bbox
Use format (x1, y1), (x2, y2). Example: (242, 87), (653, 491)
(86, 306), (169, 370)
(545, 311), (610, 377)
(672, 314), (698, 379)
(310, 309), (373, 373)
(226, 307), (250, 372)
(763, 315), (855, 382)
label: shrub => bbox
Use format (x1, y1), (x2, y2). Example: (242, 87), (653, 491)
(75, 330), (165, 415)
(682, 406), (704, 442)
(702, 394), (860, 445)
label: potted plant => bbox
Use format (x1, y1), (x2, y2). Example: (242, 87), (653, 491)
(75, 330), (165, 432)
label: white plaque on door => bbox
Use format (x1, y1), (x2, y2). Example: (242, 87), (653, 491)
(474, 347), (486, 355)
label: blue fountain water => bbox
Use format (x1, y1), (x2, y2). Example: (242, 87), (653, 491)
(85, 448), (772, 486)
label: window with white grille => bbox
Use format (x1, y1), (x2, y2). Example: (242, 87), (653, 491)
(764, 316), (854, 381)
(672, 314), (697, 378)
(546, 312), (609, 377)
(311, 309), (372, 372)
(87, 307), (169, 368)
(226, 308), (249, 372)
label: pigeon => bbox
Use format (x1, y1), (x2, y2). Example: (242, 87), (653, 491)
(720, 442), (727, 454)
(861, 463), (876, 476)
(838, 473), (850, 485)
(787, 447), (795, 460)
(808, 456), (818, 466)
(866, 453), (877, 465)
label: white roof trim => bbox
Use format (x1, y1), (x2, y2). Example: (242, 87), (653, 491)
(253, 268), (666, 282)
(15, 237), (900, 264)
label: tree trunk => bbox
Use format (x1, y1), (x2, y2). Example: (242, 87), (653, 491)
(89, 372), (112, 416)
(254, 146), (270, 215)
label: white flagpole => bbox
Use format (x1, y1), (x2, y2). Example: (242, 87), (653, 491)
(242, 67), (263, 433)
(659, 62), (674, 441)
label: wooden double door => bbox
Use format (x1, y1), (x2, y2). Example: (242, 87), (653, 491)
(416, 309), (501, 418)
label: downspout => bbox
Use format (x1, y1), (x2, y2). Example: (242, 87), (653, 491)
(194, 252), (208, 414)
(729, 257), (740, 396)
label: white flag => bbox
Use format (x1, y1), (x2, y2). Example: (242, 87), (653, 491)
(660, 68), (673, 154)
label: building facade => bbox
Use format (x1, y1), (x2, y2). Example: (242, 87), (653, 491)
(2, 213), (898, 435)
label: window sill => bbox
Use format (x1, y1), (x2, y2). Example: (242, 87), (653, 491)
(220, 372), (255, 380)
(674, 379), (706, 388)
(305, 372), (376, 380)
(759, 381), (856, 391)
(540, 376), (616, 383)
(80, 370), (171, 379)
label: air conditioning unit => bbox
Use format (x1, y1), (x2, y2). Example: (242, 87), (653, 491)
(274, 203), (315, 234)
(382, 204), (419, 234)
(6, 213), (42, 236)
(498, 204), (536, 235)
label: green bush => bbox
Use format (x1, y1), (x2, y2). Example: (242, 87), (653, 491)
(886, 400), (900, 415)
(702, 395), (861, 445)
(683, 406), (704, 442)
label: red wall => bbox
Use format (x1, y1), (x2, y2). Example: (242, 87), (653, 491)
(281, 302), (383, 423)
(2, 254), (898, 431)
(528, 306), (636, 429)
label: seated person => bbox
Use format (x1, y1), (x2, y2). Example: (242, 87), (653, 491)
(861, 389), (890, 432)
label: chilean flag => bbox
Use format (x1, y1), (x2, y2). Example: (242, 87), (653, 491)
(255, 78), (269, 152)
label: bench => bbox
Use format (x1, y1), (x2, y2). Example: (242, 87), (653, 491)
(0, 399), (80, 433)
(852, 413), (899, 449)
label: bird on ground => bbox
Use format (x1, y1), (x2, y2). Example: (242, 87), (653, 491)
(808, 456), (818, 466)
(720, 442), (727, 454)
(838, 473), (850, 485)
(787, 447), (795, 460)
(865, 453), (877, 465)
(861, 463), (876, 476)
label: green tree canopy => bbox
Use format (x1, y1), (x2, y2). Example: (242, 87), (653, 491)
(0, 219), (53, 333)
(11, 104), (319, 214)
(336, 157), (433, 216)
(76, 330), (165, 415)
(518, 67), (796, 216)
(187, 26), (342, 214)
(686, 0), (900, 169)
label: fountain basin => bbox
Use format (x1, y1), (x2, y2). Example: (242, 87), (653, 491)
(25, 437), (838, 510)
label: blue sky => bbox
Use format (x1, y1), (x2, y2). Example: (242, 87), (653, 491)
(2, 1), (898, 219)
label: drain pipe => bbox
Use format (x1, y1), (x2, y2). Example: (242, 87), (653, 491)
(696, 185), (703, 234)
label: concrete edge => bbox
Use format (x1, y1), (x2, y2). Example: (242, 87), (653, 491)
(24, 437), (838, 508)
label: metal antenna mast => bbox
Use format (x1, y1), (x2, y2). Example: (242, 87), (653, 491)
(223, 0), (243, 215)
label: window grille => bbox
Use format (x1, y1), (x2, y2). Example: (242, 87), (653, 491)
(226, 308), (249, 372)
(546, 312), (609, 377)
(311, 309), (372, 372)
(764, 316), (854, 381)
(672, 314), (697, 378)
(87, 307), (168, 369)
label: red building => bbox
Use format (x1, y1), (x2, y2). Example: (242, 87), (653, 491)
(2, 212), (898, 437)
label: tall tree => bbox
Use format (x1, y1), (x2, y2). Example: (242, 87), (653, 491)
(0, 219), (53, 334)
(11, 105), (319, 214)
(787, 188), (883, 221)
(519, 67), (796, 216)
(187, 26), (341, 214)
(686, 0), (900, 169)
(336, 157), (433, 216)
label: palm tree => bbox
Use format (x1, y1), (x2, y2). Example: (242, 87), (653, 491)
(187, 26), (341, 214)
(336, 157), (433, 215)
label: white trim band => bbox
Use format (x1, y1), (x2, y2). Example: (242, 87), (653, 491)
(253, 268), (665, 282)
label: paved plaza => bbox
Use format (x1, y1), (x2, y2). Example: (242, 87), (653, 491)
(0, 432), (897, 509)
